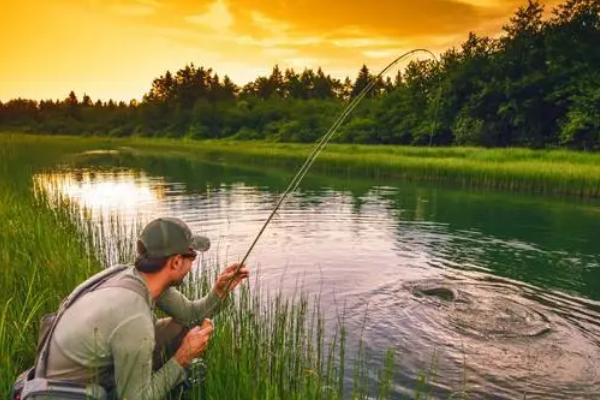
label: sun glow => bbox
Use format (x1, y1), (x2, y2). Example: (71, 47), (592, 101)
(1, 0), (559, 102)
(33, 170), (164, 219)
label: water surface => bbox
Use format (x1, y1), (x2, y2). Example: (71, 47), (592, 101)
(36, 149), (600, 399)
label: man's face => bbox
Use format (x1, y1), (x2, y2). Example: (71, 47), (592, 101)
(171, 253), (196, 287)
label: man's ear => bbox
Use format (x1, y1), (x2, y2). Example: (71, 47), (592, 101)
(165, 255), (179, 272)
(171, 255), (183, 271)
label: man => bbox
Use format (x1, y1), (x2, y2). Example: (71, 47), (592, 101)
(44, 217), (249, 399)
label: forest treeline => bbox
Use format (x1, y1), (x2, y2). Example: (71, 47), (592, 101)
(1, 0), (598, 149)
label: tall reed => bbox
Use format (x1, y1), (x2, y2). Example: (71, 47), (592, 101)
(0, 136), (101, 393)
(0, 133), (408, 399)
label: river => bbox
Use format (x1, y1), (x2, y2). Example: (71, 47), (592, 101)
(35, 148), (600, 399)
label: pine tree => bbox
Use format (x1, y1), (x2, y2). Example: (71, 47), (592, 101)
(284, 68), (303, 98)
(268, 65), (284, 97)
(503, 0), (545, 38)
(313, 67), (334, 99)
(65, 91), (78, 106)
(300, 69), (316, 99)
(351, 65), (371, 98)
(81, 94), (92, 107)
(341, 77), (353, 101)
(221, 75), (238, 100)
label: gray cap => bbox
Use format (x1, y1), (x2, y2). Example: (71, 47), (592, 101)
(138, 217), (210, 258)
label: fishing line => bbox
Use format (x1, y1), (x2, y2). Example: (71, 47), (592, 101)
(228, 48), (440, 282)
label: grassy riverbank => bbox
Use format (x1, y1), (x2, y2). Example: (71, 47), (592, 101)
(131, 137), (600, 198)
(5, 132), (600, 198)
(0, 133), (421, 399)
(1, 131), (594, 398)
(0, 137), (101, 393)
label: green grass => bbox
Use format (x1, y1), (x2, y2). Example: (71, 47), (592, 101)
(183, 268), (358, 400)
(128, 137), (600, 198)
(0, 136), (101, 393)
(4, 132), (600, 198)
(0, 133), (416, 399)
(2, 131), (592, 398)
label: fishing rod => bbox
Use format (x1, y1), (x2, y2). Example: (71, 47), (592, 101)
(226, 48), (439, 285)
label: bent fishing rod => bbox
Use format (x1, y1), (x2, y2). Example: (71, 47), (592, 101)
(225, 49), (439, 286)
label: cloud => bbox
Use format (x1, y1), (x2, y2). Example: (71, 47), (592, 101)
(230, 0), (489, 38)
(185, 0), (234, 32)
(363, 49), (407, 59)
(1, 0), (564, 101)
(134, 2), (451, 82)
(130, 0), (539, 72)
(286, 57), (320, 68)
(108, 0), (555, 57)
(331, 37), (404, 48)
(108, 0), (161, 16)
(250, 10), (291, 35)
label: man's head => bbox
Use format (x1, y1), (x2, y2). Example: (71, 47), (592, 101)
(134, 217), (210, 286)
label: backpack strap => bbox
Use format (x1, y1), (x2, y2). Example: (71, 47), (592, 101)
(34, 264), (131, 378)
(98, 271), (150, 303)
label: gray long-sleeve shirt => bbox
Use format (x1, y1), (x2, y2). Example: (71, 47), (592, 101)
(46, 266), (221, 400)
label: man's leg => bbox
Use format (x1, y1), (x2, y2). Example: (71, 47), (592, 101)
(153, 317), (188, 370)
(154, 318), (194, 399)
(154, 318), (209, 400)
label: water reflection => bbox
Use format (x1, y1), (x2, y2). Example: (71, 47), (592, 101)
(34, 171), (167, 264)
(33, 154), (600, 399)
(35, 171), (164, 215)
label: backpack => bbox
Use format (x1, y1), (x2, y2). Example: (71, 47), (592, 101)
(11, 265), (147, 400)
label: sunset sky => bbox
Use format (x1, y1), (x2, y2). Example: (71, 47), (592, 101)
(0, 0), (559, 102)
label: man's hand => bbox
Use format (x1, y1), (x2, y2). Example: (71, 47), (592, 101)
(213, 263), (250, 299)
(174, 319), (214, 368)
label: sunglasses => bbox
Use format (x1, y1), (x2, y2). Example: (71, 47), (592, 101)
(181, 249), (197, 260)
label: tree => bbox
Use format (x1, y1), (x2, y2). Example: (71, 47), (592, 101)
(351, 65), (371, 98)
(283, 68), (303, 99)
(503, 0), (545, 39)
(1, 0), (598, 149)
(145, 70), (175, 102)
(340, 77), (353, 101)
(551, 0), (600, 26)
(220, 75), (238, 101)
(559, 73), (600, 149)
(299, 69), (316, 99)
(81, 94), (93, 107)
(313, 68), (337, 99)
(65, 91), (78, 106)
(393, 70), (403, 88)
(268, 65), (284, 97)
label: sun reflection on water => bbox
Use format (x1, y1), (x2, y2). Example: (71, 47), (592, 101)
(33, 170), (168, 264)
(34, 170), (164, 216)
(31, 164), (600, 398)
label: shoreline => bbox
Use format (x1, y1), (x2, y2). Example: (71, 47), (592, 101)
(0, 133), (404, 398)
(4, 132), (600, 198)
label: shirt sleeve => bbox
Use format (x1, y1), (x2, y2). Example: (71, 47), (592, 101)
(110, 313), (186, 400)
(156, 287), (222, 327)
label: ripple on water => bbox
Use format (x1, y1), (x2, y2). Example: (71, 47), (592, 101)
(448, 295), (551, 339)
(33, 168), (600, 399)
(357, 274), (600, 399)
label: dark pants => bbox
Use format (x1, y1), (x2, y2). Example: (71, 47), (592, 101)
(153, 317), (189, 370)
(153, 318), (201, 399)
(106, 319), (191, 400)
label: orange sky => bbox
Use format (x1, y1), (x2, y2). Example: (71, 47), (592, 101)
(0, 0), (559, 102)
